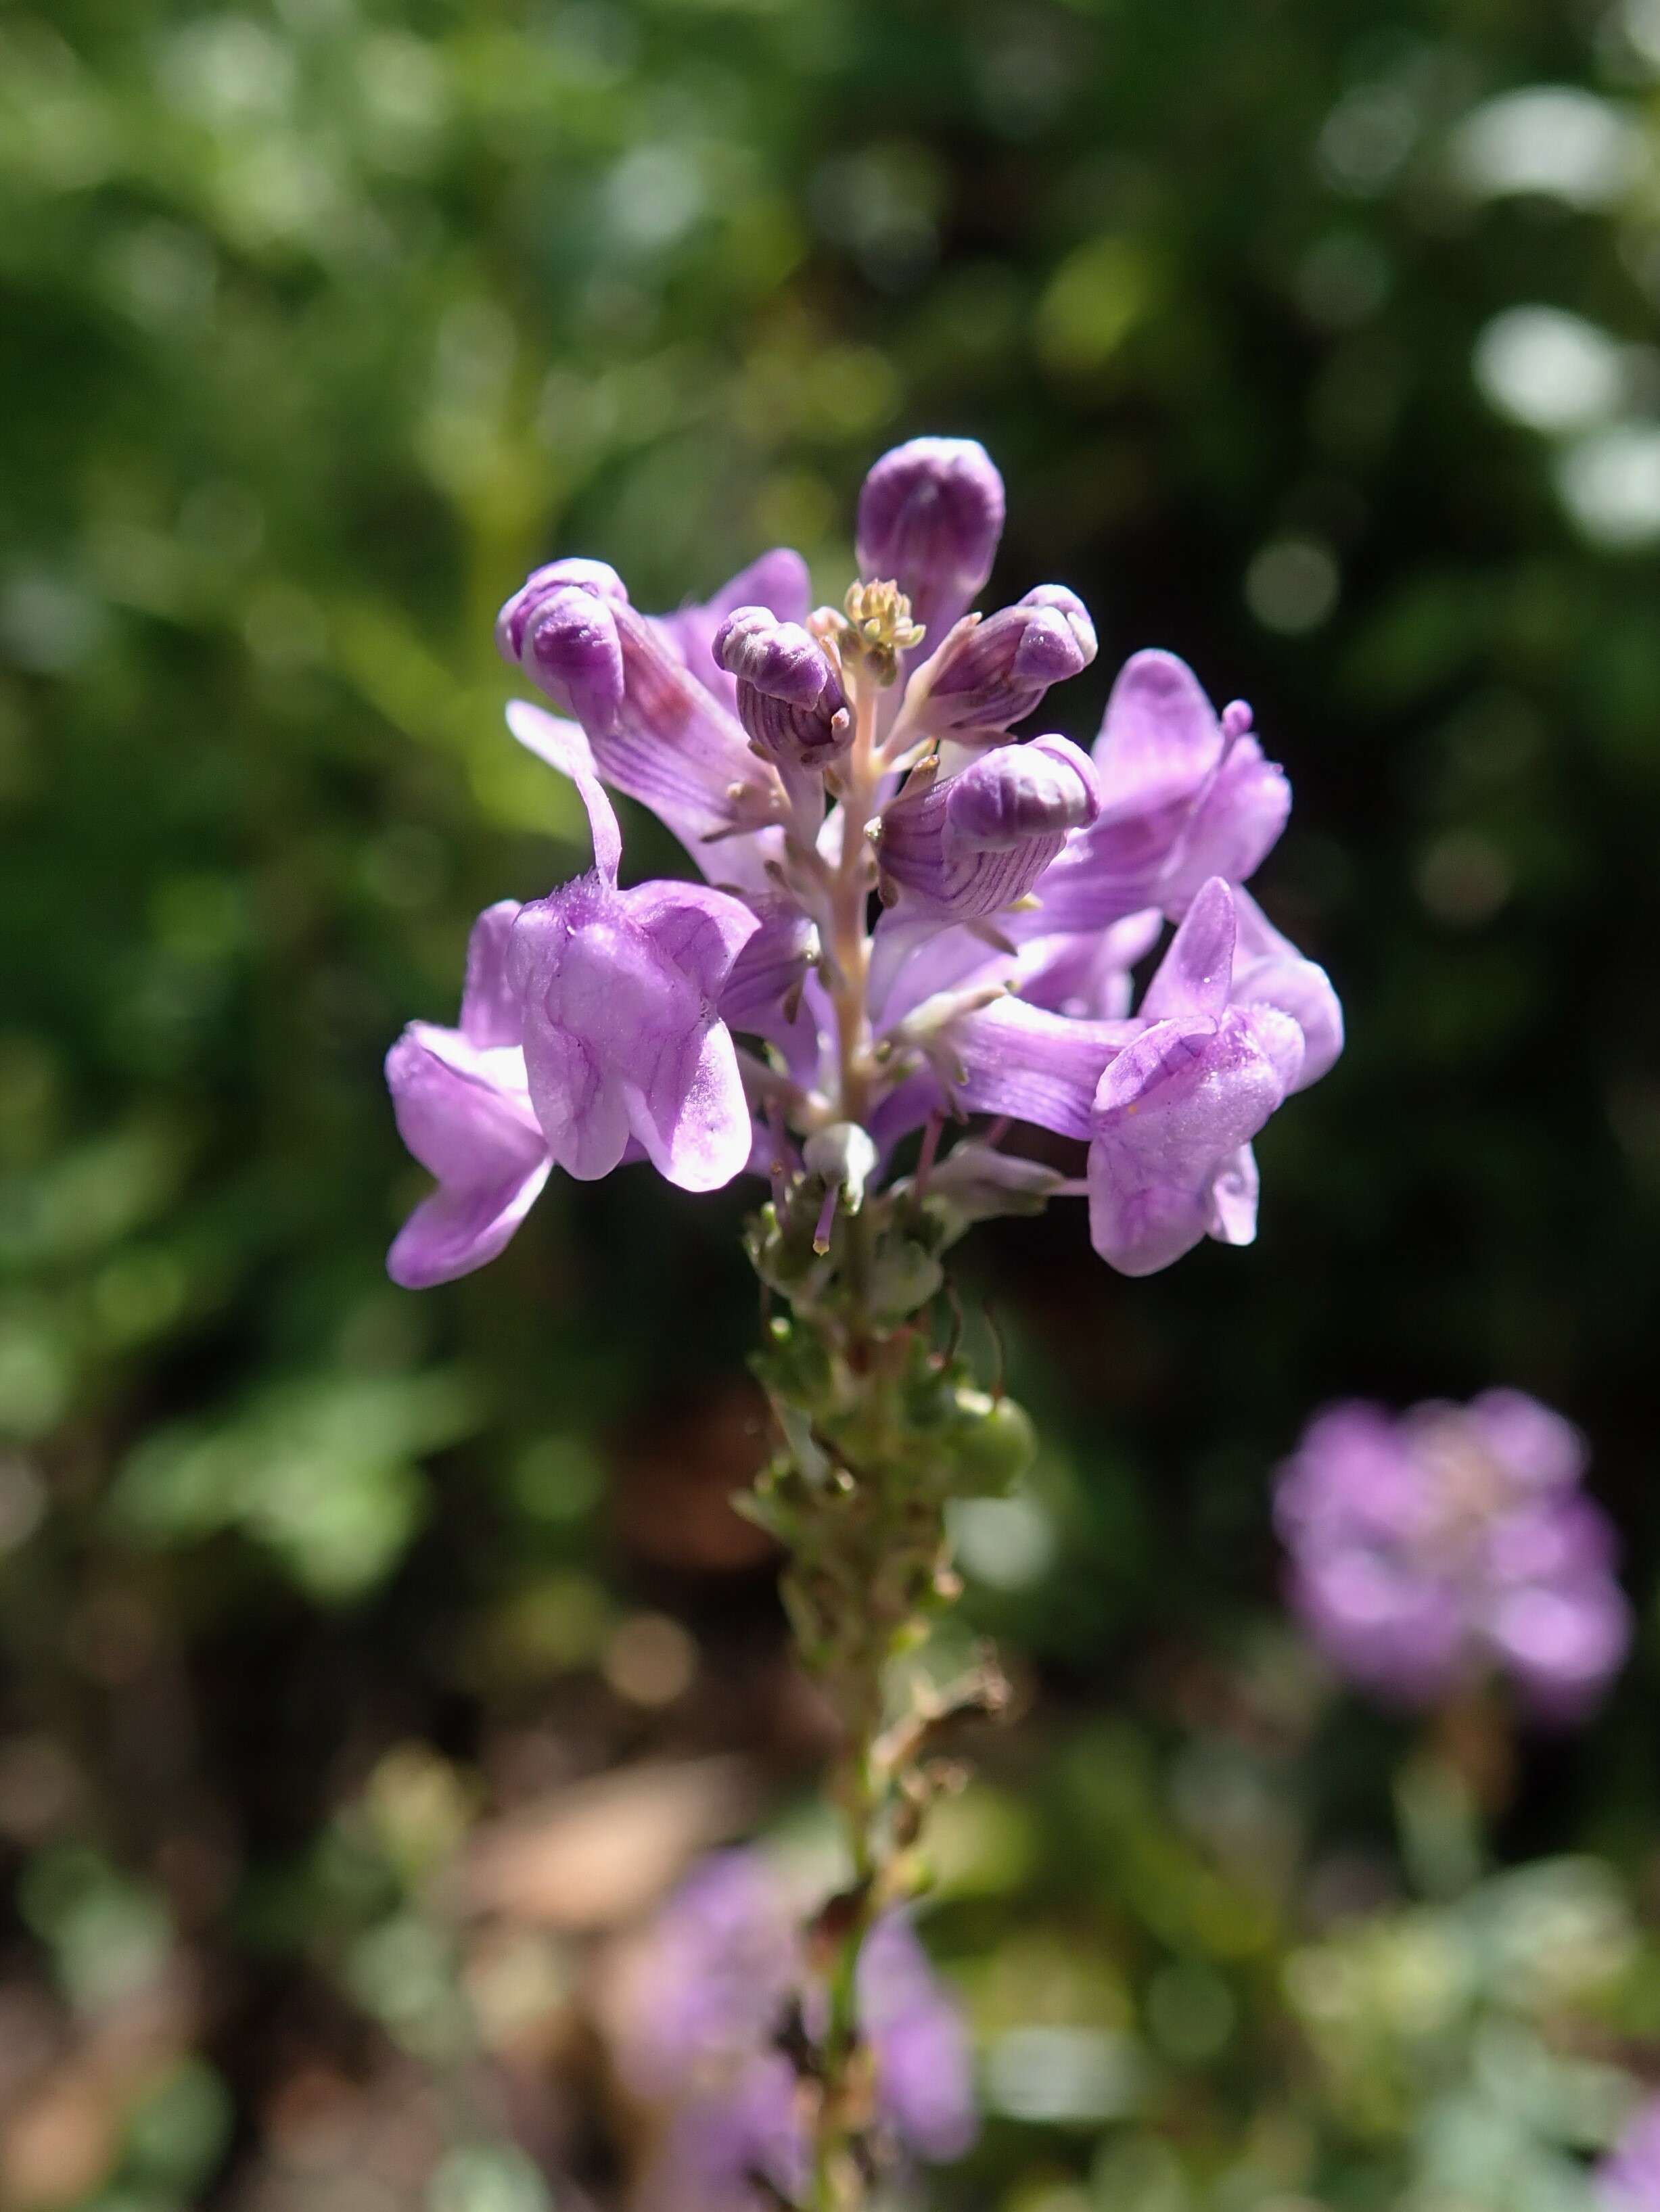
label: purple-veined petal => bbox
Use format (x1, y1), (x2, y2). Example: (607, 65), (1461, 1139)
(879, 739), (1097, 919)
(714, 607), (850, 766)
(721, 900), (819, 1035)
(944, 735), (1101, 847)
(1139, 875), (1236, 1021)
(1087, 1009), (1292, 1275)
(384, 1024), (551, 1286)
(912, 587), (1095, 736)
(1092, 649), (1225, 821)
(953, 997), (1133, 1140)
(657, 547), (814, 711)
(521, 583), (626, 733)
(1229, 888), (1343, 1091)
(625, 1014), (754, 1191)
(618, 880), (762, 999)
(1160, 734), (1290, 911)
(460, 900), (525, 1048)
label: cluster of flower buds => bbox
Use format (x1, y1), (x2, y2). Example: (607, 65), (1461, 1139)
(1275, 1392), (1630, 1719)
(612, 1851), (975, 2211)
(386, 435), (1343, 1290)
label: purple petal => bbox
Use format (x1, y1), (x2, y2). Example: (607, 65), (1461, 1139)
(1160, 734), (1290, 911)
(618, 880), (762, 999)
(1229, 889), (1343, 1091)
(859, 1915), (978, 2164)
(384, 1025), (550, 1286)
(459, 900), (525, 1048)
(953, 997), (1133, 1140)
(510, 883), (756, 1193)
(1015, 910), (1163, 1021)
(1088, 1010), (1292, 1275)
(721, 900), (819, 1036)
(1486, 1579), (1630, 1716)
(1092, 649), (1224, 822)
(707, 547), (813, 627)
(1139, 875), (1237, 1022)
(626, 1011), (754, 1191)
(1291, 1549), (1469, 1704)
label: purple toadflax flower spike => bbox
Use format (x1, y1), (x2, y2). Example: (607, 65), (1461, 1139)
(392, 431), (1345, 2206)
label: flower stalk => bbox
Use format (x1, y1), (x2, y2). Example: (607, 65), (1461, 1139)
(385, 435), (1345, 2209)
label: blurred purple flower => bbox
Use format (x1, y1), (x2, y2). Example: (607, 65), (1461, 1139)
(1600, 2096), (1660, 2210)
(621, 1849), (977, 2202)
(1275, 1391), (1629, 1718)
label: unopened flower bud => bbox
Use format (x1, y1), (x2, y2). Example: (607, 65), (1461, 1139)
(494, 557), (628, 664)
(714, 606), (851, 766)
(879, 737), (1099, 917)
(915, 586), (1096, 738)
(517, 583), (626, 732)
(856, 438), (1006, 640)
(946, 732), (1101, 847)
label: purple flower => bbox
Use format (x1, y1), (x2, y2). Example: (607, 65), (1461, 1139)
(504, 717), (759, 1191)
(1600, 2097), (1660, 2210)
(622, 1852), (800, 2098)
(1275, 1391), (1630, 1718)
(939, 876), (1320, 1273)
(856, 436), (1006, 641)
(1032, 649), (1290, 930)
(619, 1850), (977, 2194)
(858, 1912), (979, 2163)
(390, 432), (1339, 1288)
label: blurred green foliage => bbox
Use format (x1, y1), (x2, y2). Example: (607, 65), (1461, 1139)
(5, 0), (1660, 2206)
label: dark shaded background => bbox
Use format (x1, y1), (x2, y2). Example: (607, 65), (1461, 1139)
(3, 3), (1659, 2207)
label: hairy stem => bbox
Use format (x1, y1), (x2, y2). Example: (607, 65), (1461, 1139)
(807, 663), (890, 2212)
